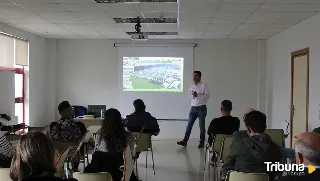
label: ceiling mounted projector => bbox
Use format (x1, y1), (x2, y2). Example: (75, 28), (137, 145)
(131, 17), (148, 41)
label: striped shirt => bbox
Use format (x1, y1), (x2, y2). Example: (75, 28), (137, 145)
(0, 123), (14, 158)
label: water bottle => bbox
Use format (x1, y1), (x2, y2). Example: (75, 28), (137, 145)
(65, 167), (73, 179)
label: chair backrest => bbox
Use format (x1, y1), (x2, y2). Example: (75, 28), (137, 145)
(0, 168), (11, 181)
(28, 126), (45, 132)
(73, 172), (113, 181)
(265, 129), (284, 148)
(6, 134), (21, 141)
(42, 125), (50, 135)
(226, 171), (269, 181)
(212, 134), (231, 153)
(55, 147), (71, 170)
(52, 140), (78, 154)
(123, 145), (134, 181)
(220, 136), (233, 161)
(131, 132), (151, 152)
(87, 125), (102, 135)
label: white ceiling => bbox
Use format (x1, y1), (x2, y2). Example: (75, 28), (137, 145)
(0, 0), (320, 40)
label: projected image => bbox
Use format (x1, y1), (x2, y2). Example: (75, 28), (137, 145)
(123, 57), (184, 92)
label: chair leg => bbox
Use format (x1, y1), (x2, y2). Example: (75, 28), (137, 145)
(146, 150), (148, 168)
(136, 159), (139, 177)
(83, 146), (86, 170)
(151, 142), (155, 174)
(204, 147), (208, 170)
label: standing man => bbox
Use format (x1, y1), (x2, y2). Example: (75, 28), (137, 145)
(177, 71), (209, 148)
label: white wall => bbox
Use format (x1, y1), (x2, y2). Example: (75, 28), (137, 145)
(52, 39), (264, 139)
(0, 23), (47, 126)
(266, 13), (320, 146)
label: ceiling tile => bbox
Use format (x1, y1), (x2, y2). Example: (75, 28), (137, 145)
(258, 28), (286, 35)
(179, 17), (212, 24)
(297, 4), (320, 11)
(140, 11), (178, 17)
(53, 0), (95, 3)
(203, 34), (229, 39)
(0, 18), (51, 24)
(22, 3), (63, 12)
(37, 11), (76, 18)
(10, 0), (54, 4)
(206, 24), (239, 35)
(232, 24), (265, 35)
(104, 3), (139, 12)
(48, 18), (83, 24)
(264, 0), (314, 3)
(219, 3), (260, 11)
(257, 4), (301, 12)
(223, 0), (263, 3)
(78, 17), (116, 24)
(211, 17), (246, 24)
(254, 35), (272, 39)
(180, 2), (221, 12)
(139, 2), (178, 11)
(215, 11), (252, 18)
(70, 11), (109, 18)
(31, 24), (75, 35)
(59, 4), (107, 12)
(245, 12), (290, 24)
(179, 11), (215, 18)
(58, 24), (101, 35)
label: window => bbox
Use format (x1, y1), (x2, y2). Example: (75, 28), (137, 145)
(0, 32), (28, 125)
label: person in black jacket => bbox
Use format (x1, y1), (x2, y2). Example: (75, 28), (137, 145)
(9, 131), (77, 181)
(125, 99), (160, 135)
(207, 100), (240, 146)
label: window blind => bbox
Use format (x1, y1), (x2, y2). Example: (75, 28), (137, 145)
(15, 39), (28, 66)
(0, 34), (14, 68)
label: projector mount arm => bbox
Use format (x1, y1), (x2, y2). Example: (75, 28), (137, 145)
(135, 16), (142, 34)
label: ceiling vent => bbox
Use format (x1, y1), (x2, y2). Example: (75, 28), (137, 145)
(126, 32), (178, 35)
(95, 0), (177, 3)
(114, 17), (177, 24)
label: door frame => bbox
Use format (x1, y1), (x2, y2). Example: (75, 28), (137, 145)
(290, 48), (309, 147)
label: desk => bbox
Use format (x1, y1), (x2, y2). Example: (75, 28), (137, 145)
(75, 118), (102, 128)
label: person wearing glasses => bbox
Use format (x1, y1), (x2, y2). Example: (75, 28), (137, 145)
(49, 101), (87, 171)
(0, 114), (26, 168)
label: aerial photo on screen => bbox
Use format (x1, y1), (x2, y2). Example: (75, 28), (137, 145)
(123, 57), (184, 92)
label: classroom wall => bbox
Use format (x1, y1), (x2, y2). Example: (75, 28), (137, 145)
(0, 23), (47, 126)
(266, 13), (320, 147)
(48, 39), (265, 139)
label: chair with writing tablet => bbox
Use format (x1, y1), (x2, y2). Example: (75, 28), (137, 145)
(73, 172), (113, 181)
(226, 171), (269, 181)
(0, 168), (11, 181)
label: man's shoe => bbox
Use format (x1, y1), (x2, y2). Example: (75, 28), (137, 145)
(177, 140), (187, 147)
(198, 141), (205, 148)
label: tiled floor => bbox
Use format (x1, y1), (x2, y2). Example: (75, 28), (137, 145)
(135, 141), (206, 181)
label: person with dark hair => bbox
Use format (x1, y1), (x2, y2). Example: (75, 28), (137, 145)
(177, 70), (210, 148)
(9, 131), (77, 181)
(207, 100), (240, 145)
(222, 110), (282, 181)
(0, 113), (26, 168)
(85, 108), (138, 181)
(125, 99), (160, 134)
(207, 100), (240, 164)
(49, 101), (87, 171)
(275, 132), (320, 181)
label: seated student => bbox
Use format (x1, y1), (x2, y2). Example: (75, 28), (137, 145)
(222, 110), (282, 181)
(0, 114), (25, 168)
(125, 99), (160, 135)
(207, 100), (240, 145)
(85, 108), (137, 181)
(9, 131), (77, 181)
(276, 132), (320, 181)
(49, 101), (87, 171)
